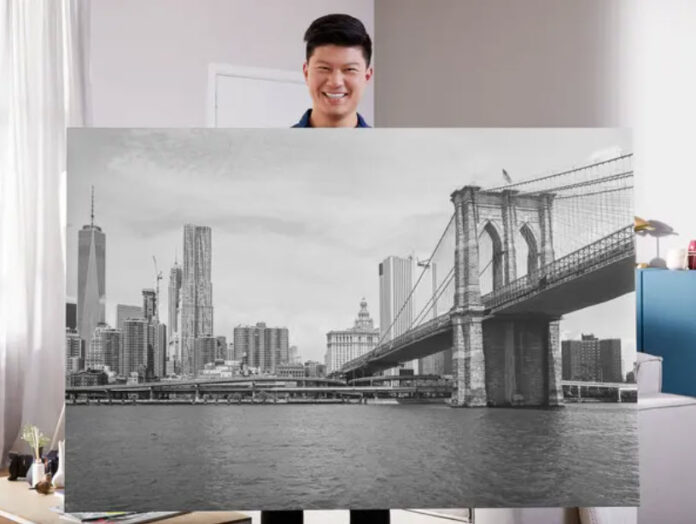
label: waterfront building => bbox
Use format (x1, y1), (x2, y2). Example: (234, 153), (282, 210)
(101, 325), (121, 373)
(122, 318), (148, 378)
(66, 328), (83, 381)
(86, 322), (108, 369)
(216, 336), (227, 361)
(325, 299), (380, 374)
(379, 255), (417, 374)
(562, 334), (623, 382)
(599, 339), (623, 383)
(181, 224), (213, 376)
(304, 360), (327, 378)
(233, 322), (289, 374)
(69, 369), (108, 387)
(194, 335), (217, 373)
(199, 360), (240, 379)
(277, 363), (306, 379)
(77, 189), (106, 348)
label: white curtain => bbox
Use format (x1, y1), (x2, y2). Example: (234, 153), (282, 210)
(0, 0), (89, 465)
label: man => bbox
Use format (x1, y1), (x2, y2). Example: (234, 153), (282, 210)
(266, 17), (387, 524)
(293, 14), (373, 128)
(266, 14), (388, 524)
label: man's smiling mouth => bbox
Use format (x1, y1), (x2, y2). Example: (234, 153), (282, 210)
(323, 92), (348, 99)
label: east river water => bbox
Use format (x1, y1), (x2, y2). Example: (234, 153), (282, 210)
(66, 403), (638, 511)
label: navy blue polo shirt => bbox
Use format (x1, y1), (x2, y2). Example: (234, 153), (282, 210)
(292, 109), (370, 128)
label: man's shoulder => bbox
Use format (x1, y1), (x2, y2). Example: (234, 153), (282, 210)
(293, 109), (313, 128)
(292, 109), (371, 128)
(355, 113), (370, 128)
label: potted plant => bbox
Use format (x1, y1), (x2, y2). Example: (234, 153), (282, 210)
(20, 424), (49, 488)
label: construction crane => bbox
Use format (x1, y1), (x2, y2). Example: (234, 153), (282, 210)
(152, 256), (163, 321)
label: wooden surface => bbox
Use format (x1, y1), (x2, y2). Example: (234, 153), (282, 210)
(0, 472), (250, 524)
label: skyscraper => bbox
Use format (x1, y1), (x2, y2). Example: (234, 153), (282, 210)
(77, 188), (106, 348)
(155, 323), (167, 378)
(66, 301), (77, 330)
(325, 299), (380, 374)
(142, 288), (157, 322)
(122, 318), (148, 379)
(181, 224), (214, 376)
(168, 260), (183, 371)
(194, 335), (217, 372)
(233, 322), (289, 374)
(86, 322), (119, 371)
(379, 256), (413, 341)
(379, 255), (416, 373)
(116, 304), (143, 332)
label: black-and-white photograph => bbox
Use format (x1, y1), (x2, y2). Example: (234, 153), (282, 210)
(65, 128), (638, 511)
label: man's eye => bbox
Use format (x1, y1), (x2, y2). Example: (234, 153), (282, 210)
(317, 66), (331, 71)
(345, 68), (359, 73)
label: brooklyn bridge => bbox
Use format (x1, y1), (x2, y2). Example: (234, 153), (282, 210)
(66, 154), (635, 408)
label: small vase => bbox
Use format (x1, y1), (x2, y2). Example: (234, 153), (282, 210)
(52, 440), (65, 488)
(29, 459), (45, 488)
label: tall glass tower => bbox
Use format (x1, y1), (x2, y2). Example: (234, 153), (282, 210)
(181, 224), (213, 376)
(167, 260), (183, 374)
(77, 187), (106, 347)
(379, 255), (416, 374)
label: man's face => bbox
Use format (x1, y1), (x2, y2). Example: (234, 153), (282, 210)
(303, 45), (373, 124)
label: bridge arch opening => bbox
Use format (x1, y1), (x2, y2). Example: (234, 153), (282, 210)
(516, 223), (540, 279)
(479, 221), (504, 295)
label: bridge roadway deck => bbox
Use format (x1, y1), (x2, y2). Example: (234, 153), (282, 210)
(341, 226), (635, 378)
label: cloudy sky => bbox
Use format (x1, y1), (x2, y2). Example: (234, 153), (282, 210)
(67, 128), (634, 372)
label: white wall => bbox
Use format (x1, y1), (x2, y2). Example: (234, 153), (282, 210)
(619, 0), (696, 265)
(88, 0), (373, 127)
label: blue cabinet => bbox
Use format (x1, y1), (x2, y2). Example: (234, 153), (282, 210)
(637, 269), (696, 397)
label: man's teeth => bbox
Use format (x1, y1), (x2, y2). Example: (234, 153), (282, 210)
(325, 93), (346, 99)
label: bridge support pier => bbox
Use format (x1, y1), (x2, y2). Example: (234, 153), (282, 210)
(547, 320), (563, 407)
(451, 314), (487, 407)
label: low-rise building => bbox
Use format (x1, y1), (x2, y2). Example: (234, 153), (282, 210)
(304, 360), (326, 378)
(277, 363), (306, 379)
(69, 369), (108, 387)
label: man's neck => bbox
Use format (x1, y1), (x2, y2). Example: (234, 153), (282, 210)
(309, 110), (358, 128)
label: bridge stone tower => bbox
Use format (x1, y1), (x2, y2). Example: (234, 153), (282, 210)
(450, 185), (563, 407)
(451, 187), (487, 406)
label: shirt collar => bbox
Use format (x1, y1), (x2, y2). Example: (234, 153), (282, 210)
(293, 109), (370, 128)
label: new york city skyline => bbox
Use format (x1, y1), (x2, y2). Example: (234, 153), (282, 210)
(67, 128), (634, 371)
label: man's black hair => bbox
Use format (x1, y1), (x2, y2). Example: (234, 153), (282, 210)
(304, 14), (372, 66)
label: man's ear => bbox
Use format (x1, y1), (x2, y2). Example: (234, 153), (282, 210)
(303, 62), (309, 82)
(365, 67), (374, 83)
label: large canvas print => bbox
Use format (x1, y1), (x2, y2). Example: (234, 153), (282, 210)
(66, 128), (637, 511)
